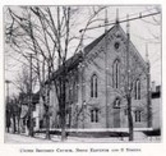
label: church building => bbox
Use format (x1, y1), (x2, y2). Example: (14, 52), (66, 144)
(41, 22), (151, 130)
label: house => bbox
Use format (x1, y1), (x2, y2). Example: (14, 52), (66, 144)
(151, 82), (161, 130)
(40, 23), (151, 130)
(19, 92), (40, 133)
(20, 104), (28, 134)
(31, 93), (41, 131)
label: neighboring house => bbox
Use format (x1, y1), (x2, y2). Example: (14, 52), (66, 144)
(20, 104), (28, 134)
(32, 93), (40, 131)
(40, 23), (151, 130)
(151, 83), (161, 130)
(20, 93), (40, 133)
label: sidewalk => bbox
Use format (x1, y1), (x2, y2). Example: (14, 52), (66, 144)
(5, 133), (57, 143)
(5, 132), (125, 143)
(5, 132), (161, 143)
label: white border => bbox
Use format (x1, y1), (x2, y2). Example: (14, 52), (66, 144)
(0, 0), (165, 156)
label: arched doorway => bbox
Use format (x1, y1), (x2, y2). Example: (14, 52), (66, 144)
(113, 98), (121, 128)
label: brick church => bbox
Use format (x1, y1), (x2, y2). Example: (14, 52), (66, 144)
(39, 22), (151, 130)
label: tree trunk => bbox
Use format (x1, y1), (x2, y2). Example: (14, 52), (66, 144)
(17, 118), (20, 134)
(13, 115), (16, 134)
(61, 117), (66, 141)
(60, 66), (66, 141)
(45, 109), (51, 140)
(6, 110), (11, 133)
(29, 54), (34, 137)
(127, 95), (134, 141)
(29, 120), (34, 137)
(28, 113), (34, 137)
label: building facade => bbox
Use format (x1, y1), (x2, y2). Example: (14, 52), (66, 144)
(19, 93), (41, 133)
(41, 23), (151, 130)
(151, 83), (161, 130)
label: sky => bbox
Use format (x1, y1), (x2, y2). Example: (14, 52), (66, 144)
(4, 5), (161, 97)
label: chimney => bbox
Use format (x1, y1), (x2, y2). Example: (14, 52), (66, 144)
(151, 81), (156, 92)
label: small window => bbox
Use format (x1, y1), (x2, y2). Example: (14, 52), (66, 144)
(113, 60), (120, 88)
(114, 42), (120, 50)
(90, 109), (99, 123)
(135, 79), (141, 100)
(114, 98), (120, 108)
(91, 74), (98, 98)
(39, 120), (43, 129)
(91, 110), (94, 122)
(135, 110), (142, 122)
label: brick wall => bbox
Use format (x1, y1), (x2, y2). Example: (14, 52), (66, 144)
(47, 25), (149, 130)
(80, 25), (148, 129)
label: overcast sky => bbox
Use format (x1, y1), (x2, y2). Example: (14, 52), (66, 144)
(4, 5), (161, 97)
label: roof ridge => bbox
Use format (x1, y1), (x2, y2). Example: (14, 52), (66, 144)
(52, 24), (147, 79)
(84, 25), (115, 54)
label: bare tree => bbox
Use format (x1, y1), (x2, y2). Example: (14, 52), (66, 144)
(9, 65), (37, 134)
(5, 6), (107, 141)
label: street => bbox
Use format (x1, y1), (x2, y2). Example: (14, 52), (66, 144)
(5, 133), (126, 143)
(5, 132), (160, 143)
(5, 133), (54, 143)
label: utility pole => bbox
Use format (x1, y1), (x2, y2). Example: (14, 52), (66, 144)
(105, 8), (109, 128)
(126, 15), (134, 141)
(79, 11), (160, 32)
(28, 54), (33, 137)
(79, 36), (86, 129)
(146, 44), (152, 128)
(45, 61), (51, 139)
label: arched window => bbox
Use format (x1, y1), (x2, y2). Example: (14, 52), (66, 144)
(113, 60), (120, 88)
(66, 80), (69, 102)
(91, 74), (98, 98)
(73, 80), (78, 102)
(69, 83), (72, 102)
(135, 79), (141, 100)
(113, 98), (120, 108)
(91, 110), (94, 122)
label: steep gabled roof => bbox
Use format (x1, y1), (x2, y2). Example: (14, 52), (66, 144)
(117, 25), (147, 68)
(52, 24), (147, 79)
(52, 26), (115, 79)
(84, 26), (115, 54)
(52, 52), (83, 79)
